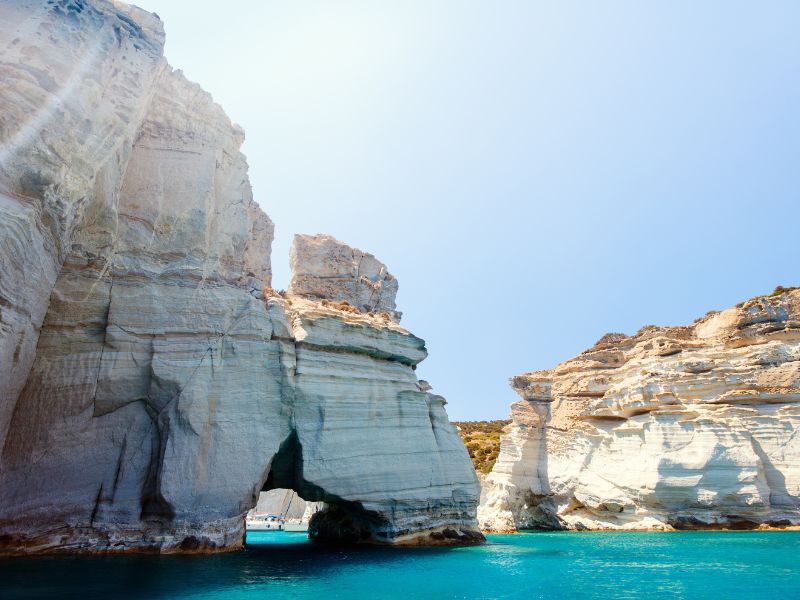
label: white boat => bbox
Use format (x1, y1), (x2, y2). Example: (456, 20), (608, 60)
(246, 514), (284, 531)
(283, 521), (309, 532)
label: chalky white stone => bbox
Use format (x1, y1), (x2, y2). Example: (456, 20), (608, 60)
(0, 0), (480, 554)
(480, 292), (800, 531)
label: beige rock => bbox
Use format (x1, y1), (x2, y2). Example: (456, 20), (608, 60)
(0, 0), (166, 451)
(289, 234), (400, 318)
(480, 291), (800, 531)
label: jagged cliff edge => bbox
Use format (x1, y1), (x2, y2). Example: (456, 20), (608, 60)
(0, 0), (481, 554)
(480, 290), (800, 531)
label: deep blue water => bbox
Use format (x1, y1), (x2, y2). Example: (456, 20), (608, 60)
(1, 531), (799, 599)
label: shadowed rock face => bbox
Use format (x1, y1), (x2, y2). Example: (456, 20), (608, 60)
(480, 292), (800, 532)
(0, 1), (480, 554)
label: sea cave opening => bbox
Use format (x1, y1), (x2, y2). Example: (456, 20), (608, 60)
(244, 430), (388, 547)
(246, 488), (321, 534)
(244, 430), (322, 544)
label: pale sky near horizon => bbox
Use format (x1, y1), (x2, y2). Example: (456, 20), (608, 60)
(133, 1), (800, 420)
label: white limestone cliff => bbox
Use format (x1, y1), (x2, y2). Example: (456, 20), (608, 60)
(0, 0), (480, 554)
(480, 290), (800, 531)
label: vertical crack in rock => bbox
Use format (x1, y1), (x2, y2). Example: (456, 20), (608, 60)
(110, 435), (128, 503)
(89, 484), (104, 527)
(139, 404), (175, 523)
(750, 435), (791, 508)
(91, 273), (113, 414)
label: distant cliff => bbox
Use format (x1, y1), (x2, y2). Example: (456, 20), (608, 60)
(0, 0), (480, 554)
(480, 290), (800, 531)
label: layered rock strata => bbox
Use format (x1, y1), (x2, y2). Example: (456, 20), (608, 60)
(0, 0), (480, 554)
(480, 292), (800, 531)
(289, 233), (400, 319)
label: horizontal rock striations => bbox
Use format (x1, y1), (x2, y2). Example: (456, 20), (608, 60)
(0, 0), (480, 554)
(480, 291), (800, 531)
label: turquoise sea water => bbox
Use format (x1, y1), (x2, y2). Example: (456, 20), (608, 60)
(2, 531), (799, 599)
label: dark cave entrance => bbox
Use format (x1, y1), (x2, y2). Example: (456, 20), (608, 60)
(244, 430), (388, 546)
(244, 431), (320, 544)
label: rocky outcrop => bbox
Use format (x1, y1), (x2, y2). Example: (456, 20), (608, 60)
(289, 234), (400, 318)
(480, 291), (800, 531)
(0, 0), (480, 554)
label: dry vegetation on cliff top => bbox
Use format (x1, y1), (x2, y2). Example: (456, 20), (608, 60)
(452, 420), (511, 474)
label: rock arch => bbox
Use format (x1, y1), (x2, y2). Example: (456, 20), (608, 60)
(0, 2), (480, 554)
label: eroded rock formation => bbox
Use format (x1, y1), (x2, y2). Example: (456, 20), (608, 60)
(0, 0), (480, 554)
(480, 291), (800, 531)
(289, 233), (400, 318)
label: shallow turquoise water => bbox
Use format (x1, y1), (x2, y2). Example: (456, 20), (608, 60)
(2, 531), (799, 599)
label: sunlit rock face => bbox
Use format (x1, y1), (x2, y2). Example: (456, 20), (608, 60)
(480, 292), (800, 531)
(0, 0), (166, 453)
(289, 234), (400, 319)
(0, 0), (480, 554)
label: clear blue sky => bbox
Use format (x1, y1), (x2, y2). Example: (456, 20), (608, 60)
(134, 1), (799, 420)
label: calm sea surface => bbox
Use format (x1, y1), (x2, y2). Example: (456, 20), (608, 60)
(1, 531), (799, 599)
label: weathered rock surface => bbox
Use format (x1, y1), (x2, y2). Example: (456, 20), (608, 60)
(480, 291), (800, 531)
(0, 0), (480, 554)
(289, 234), (400, 318)
(271, 297), (481, 546)
(0, 0), (166, 454)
